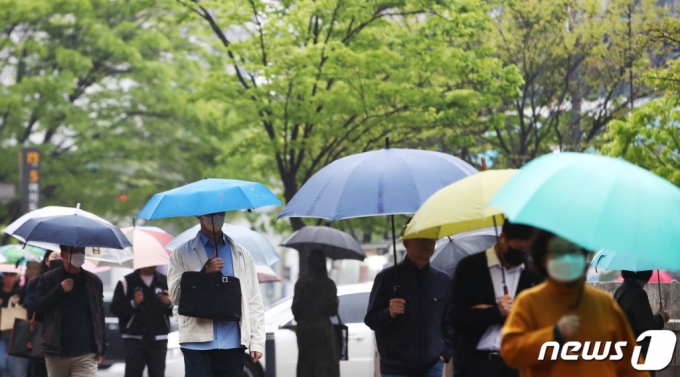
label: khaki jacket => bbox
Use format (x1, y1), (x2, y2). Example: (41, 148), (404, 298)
(168, 233), (265, 353)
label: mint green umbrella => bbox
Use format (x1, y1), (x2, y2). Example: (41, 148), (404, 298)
(489, 152), (680, 269)
(0, 245), (46, 264)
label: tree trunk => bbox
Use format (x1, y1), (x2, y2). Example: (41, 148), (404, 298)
(570, 61), (583, 151)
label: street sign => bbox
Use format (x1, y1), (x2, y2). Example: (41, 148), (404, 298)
(19, 147), (41, 215)
(0, 182), (15, 203)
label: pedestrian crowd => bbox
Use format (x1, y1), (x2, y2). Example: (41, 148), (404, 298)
(0, 151), (674, 377)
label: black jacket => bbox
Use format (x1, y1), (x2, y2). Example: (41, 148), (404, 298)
(365, 257), (453, 376)
(449, 251), (543, 376)
(614, 279), (665, 358)
(34, 267), (106, 356)
(110, 271), (173, 340)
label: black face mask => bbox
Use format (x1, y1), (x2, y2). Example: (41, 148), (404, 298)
(504, 246), (526, 267)
(49, 259), (64, 271)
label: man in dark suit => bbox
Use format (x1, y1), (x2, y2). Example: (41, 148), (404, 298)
(449, 221), (542, 377)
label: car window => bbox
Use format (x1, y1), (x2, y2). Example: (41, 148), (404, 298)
(336, 293), (370, 324)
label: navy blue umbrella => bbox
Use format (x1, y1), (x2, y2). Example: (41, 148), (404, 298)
(12, 215), (132, 249)
(279, 139), (478, 266)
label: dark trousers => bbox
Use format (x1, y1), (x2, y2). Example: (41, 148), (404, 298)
(124, 339), (168, 377)
(182, 348), (245, 377)
(27, 360), (48, 377)
(458, 351), (519, 377)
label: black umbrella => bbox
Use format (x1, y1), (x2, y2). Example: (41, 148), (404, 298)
(430, 227), (500, 278)
(12, 214), (132, 249)
(281, 226), (366, 261)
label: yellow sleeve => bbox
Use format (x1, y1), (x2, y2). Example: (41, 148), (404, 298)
(611, 298), (651, 377)
(500, 292), (555, 369)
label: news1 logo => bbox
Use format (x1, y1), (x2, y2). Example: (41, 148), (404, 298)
(538, 330), (677, 371)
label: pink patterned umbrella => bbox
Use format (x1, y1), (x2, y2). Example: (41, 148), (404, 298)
(256, 265), (280, 283)
(82, 260), (110, 274)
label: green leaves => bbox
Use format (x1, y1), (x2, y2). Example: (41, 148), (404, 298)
(0, 0), (216, 233)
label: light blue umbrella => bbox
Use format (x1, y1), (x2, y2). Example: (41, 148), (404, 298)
(591, 249), (667, 310)
(489, 152), (680, 269)
(591, 250), (662, 272)
(165, 224), (279, 267)
(137, 178), (282, 220)
(278, 143), (477, 265)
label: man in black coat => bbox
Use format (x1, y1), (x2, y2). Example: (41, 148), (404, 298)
(35, 246), (106, 377)
(111, 266), (173, 377)
(449, 221), (542, 377)
(365, 235), (453, 377)
(614, 269), (669, 372)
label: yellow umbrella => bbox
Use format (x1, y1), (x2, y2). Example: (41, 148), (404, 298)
(403, 169), (518, 240)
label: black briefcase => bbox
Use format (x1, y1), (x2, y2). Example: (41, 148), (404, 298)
(8, 314), (44, 361)
(178, 272), (242, 321)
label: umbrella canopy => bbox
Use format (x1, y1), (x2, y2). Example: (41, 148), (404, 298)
(404, 170), (518, 240)
(591, 250), (661, 272)
(0, 264), (21, 274)
(615, 270), (673, 283)
(165, 224), (279, 267)
(137, 178), (283, 220)
(3, 205), (113, 250)
(82, 260), (111, 274)
(281, 226), (366, 261)
(96, 227), (174, 269)
(430, 227), (500, 278)
(12, 215), (132, 250)
(278, 147), (477, 220)
(0, 245), (45, 264)
(489, 152), (680, 270)
(256, 265), (281, 283)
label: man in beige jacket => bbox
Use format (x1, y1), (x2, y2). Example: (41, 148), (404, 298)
(168, 212), (265, 377)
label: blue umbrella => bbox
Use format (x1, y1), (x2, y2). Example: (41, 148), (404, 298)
(591, 250), (663, 272)
(279, 147), (477, 220)
(591, 249), (666, 310)
(165, 224), (279, 267)
(278, 143), (477, 265)
(137, 178), (283, 220)
(12, 215), (132, 249)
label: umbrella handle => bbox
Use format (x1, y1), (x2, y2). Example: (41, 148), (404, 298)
(503, 285), (508, 295)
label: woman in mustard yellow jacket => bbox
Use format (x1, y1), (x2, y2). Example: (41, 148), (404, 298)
(500, 231), (649, 377)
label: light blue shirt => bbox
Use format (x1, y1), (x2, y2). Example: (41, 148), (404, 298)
(181, 232), (242, 350)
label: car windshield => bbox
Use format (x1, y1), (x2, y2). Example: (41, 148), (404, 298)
(264, 298), (293, 325)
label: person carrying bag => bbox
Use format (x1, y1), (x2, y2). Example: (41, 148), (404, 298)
(167, 212), (264, 377)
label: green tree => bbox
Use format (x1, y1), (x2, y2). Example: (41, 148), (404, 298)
(602, 14), (680, 184)
(180, 0), (521, 231)
(602, 97), (680, 185)
(0, 0), (217, 235)
(477, 0), (662, 168)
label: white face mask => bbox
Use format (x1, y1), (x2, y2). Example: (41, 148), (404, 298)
(547, 254), (586, 282)
(69, 252), (86, 268)
(201, 214), (225, 232)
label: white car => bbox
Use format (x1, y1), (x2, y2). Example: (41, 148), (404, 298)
(163, 283), (376, 377)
